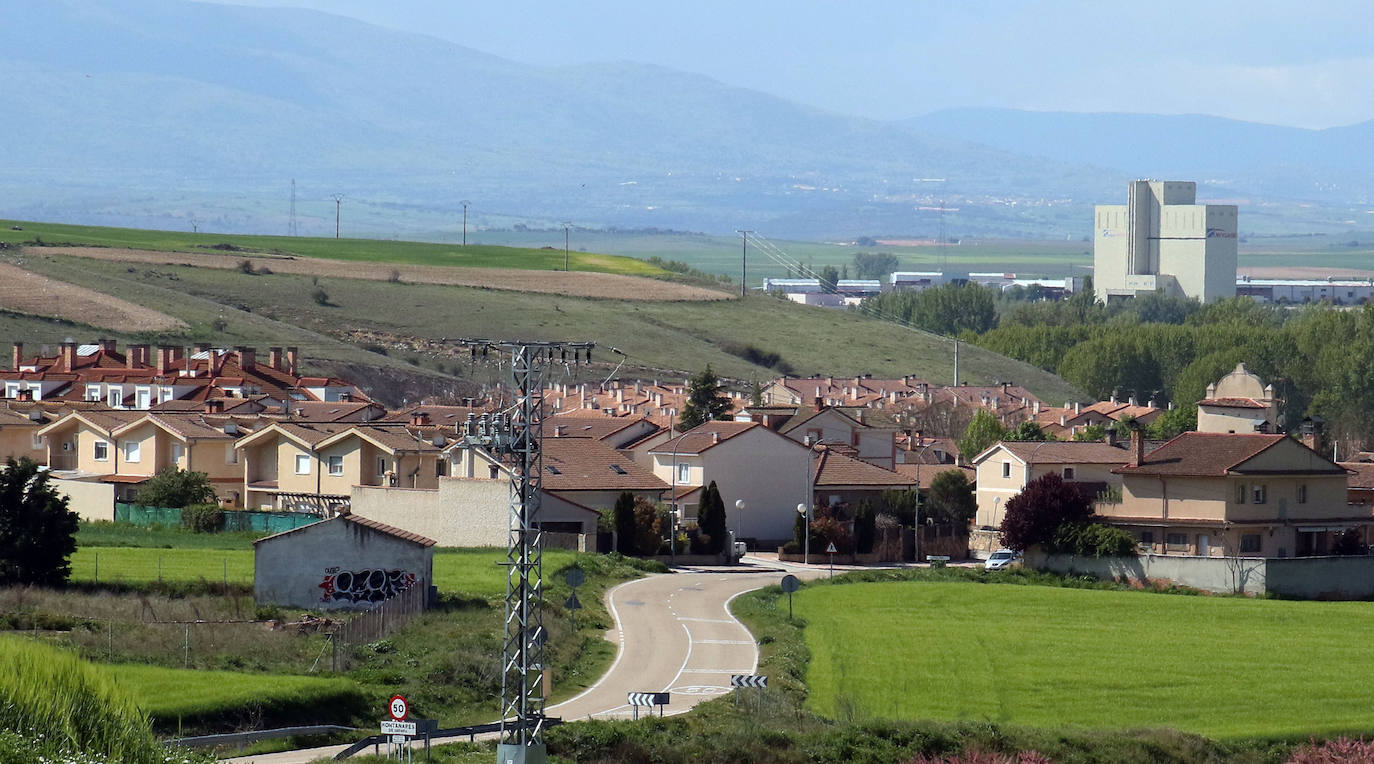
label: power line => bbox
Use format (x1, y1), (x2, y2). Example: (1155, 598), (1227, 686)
(330, 194), (344, 239)
(735, 229), (754, 299)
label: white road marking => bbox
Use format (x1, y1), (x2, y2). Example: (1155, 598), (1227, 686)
(547, 577), (640, 713)
(678, 668), (756, 674)
(697, 639), (752, 645)
(724, 588), (762, 675)
(677, 617), (732, 623)
(661, 622), (695, 693)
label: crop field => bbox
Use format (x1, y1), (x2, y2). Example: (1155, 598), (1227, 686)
(796, 580), (1374, 739)
(106, 664), (367, 726)
(0, 219), (667, 276)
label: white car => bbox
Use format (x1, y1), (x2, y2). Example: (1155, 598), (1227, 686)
(984, 549), (1020, 571)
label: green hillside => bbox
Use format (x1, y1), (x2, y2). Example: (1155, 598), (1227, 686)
(6, 245), (1084, 404)
(0, 219), (668, 276)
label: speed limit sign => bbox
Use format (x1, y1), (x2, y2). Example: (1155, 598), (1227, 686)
(388, 694), (408, 721)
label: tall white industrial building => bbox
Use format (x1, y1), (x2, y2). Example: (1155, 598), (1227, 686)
(1094, 180), (1237, 303)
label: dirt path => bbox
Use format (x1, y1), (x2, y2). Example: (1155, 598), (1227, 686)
(33, 247), (731, 302)
(0, 262), (186, 331)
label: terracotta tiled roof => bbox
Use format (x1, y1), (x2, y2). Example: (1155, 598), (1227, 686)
(814, 448), (917, 488)
(649, 420), (761, 455)
(892, 463), (975, 491)
(254, 512), (436, 548)
(1116, 432), (1343, 477)
(382, 404), (494, 424)
(979, 441), (1131, 466)
(540, 437), (669, 492)
(1198, 397), (1267, 409)
(549, 415), (648, 442)
(1340, 462), (1374, 490)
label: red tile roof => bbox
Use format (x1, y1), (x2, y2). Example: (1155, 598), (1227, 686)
(814, 448), (917, 488)
(1116, 432), (1343, 477)
(540, 437), (669, 492)
(1198, 398), (1267, 409)
(650, 420), (762, 456)
(978, 441), (1131, 465)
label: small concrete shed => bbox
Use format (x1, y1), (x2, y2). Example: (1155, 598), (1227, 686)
(253, 511), (436, 610)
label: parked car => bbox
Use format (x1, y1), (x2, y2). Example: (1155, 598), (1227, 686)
(985, 549), (1020, 571)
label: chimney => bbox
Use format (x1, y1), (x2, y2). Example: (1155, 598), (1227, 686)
(238, 346), (255, 372)
(1300, 417), (1326, 455)
(554, 425), (566, 437)
(1129, 395), (1138, 407)
(194, 342), (210, 355)
(10, 342), (20, 370)
(410, 411), (431, 427)
(285, 347), (299, 376)
(1130, 425), (1144, 467)
(1073, 402), (1081, 415)
(711, 431), (720, 444)
(183, 346), (195, 376)
(205, 399), (224, 414)
(814, 396), (824, 410)
(1060, 414), (1067, 427)
(156, 347), (171, 375)
(1110, 392), (1118, 404)
(100, 338), (116, 355)
(338, 391), (351, 402)
(211, 350), (226, 377)
(60, 341), (76, 370)
(1106, 425), (1119, 448)
(269, 347), (283, 370)
(16, 389), (32, 402)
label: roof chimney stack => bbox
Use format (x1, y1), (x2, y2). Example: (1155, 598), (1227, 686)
(10, 342), (20, 371)
(285, 347), (299, 376)
(410, 411), (431, 427)
(205, 399), (224, 414)
(60, 341), (76, 370)
(1129, 423), (1144, 467)
(269, 347), (283, 370)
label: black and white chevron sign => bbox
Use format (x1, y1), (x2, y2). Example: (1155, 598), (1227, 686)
(731, 674), (767, 688)
(628, 691), (670, 707)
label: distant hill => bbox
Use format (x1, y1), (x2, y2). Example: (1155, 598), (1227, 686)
(906, 107), (1374, 205)
(0, 1), (1366, 240)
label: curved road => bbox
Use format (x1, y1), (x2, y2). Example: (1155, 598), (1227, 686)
(225, 561), (806, 762)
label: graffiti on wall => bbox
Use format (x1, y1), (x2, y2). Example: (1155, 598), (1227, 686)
(319, 567), (417, 603)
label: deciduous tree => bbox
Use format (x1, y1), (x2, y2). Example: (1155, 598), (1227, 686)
(134, 468), (216, 508)
(999, 472), (1094, 552)
(924, 469), (977, 526)
(958, 409), (1006, 462)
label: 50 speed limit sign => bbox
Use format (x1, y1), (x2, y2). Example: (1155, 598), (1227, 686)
(388, 695), (409, 721)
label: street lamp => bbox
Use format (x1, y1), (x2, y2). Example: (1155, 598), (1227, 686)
(735, 499), (746, 557)
(797, 503), (810, 565)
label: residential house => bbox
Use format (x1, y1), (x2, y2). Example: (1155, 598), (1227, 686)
(0, 401), (60, 464)
(971, 441), (1132, 530)
(647, 420), (811, 545)
(772, 405), (898, 469)
(811, 446), (916, 508)
(1106, 431), (1354, 558)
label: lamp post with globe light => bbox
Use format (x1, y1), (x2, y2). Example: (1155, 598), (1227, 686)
(797, 503), (810, 565)
(735, 499), (746, 560)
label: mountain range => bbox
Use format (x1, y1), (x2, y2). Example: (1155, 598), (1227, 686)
(2, 0), (1370, 240)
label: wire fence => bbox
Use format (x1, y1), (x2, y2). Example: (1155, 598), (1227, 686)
(330, 582), (430, 671)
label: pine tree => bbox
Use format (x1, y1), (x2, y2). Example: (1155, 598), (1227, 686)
(678, 365), (732, 431)
(698, 481), (728, 554)
(0, 458), (79, 586)
(613, 491), (636, 555)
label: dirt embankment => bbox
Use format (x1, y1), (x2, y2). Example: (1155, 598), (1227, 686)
(0, 262), (187, 332)
(35, 246), (732, 302)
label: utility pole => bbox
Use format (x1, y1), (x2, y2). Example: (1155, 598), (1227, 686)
(953, 338), (960, 386)
(461, 200), (470, 246)
(562, 222), (572, 271)
(736, 229), (753, 298)
(453, 339), (595, 764)
(331, 194), (344, 239)
(289, 179), (298, 237)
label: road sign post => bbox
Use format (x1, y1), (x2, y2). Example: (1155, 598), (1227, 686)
(731, 674), (768, 714)
(627, 691), (670, 720)
(826, 542), (837, 578)
(780, 574), (800, 620)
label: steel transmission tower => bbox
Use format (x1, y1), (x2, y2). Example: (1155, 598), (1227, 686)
(454, 338), (594, 764)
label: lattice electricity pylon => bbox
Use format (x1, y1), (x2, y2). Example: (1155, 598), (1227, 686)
(452, 338), (594, 764)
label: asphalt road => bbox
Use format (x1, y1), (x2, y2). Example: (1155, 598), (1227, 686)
(222, 560), (808, 762)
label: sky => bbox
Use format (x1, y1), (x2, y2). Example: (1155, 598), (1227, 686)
(223, 0), (1374, 129)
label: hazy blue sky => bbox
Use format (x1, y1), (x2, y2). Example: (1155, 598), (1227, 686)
(223, 0), (1374, 129)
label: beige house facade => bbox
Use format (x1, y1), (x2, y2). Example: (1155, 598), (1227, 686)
(971, 441), (1131, 529)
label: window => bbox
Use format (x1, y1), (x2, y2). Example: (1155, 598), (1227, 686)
(295, 454), (311, 475)
(1252, 484), (1267, 504)
(1165, 533), (1188, 552)
(135, 389), (151, 409)
(93, 441), (109, 461)
(677, 463), (691, 483)
(86, 387), (102, 402)
(1297, 484), (1308, 504)
(377, 456), (388, 477)
(1002, 461), (1011, 478)
(1139, 531), (1154, 546)
(1063, 467), (1076, 480)
(30, 433), (43, 450)
(1235, 483), (1247, 504)
(123, 441), (140, 462)
(1240, 534), (1262, 553)
(488, 464), (500, 479)
(327, 455), (343, 476)
(107, 389), (123, 408)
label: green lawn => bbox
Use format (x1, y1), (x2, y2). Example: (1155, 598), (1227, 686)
(0, 219), (667, 276)
(796, 580), (1374, 740)
(106, 664), (366, 726)
(70, 543), (580, 596)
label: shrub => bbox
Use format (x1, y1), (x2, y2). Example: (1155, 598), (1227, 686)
(999, 473), (1093, 552)
(1047, 521), (1137, 557)
(180, 504), (225, 533)
(0, 458), (79, 586)
(134, 468), (216, 508)
(809, 508), (853, 554)
(237, 259), (255, 274)
(613, 492), (636, 555)
(312, 287), (330, 306)
(853, 500), (876, 554)
(1287, 737), (1374, 763)
(388, 268), (402, 283)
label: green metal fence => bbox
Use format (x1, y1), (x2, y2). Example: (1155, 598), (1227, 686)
(113, 503), (322, 534)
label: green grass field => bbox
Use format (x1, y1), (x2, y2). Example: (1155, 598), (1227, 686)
(0, 219), (666, 276)
(106, 664), (367, 726)
(70, 543), (579, 597)
(797, 580), (1374, 740)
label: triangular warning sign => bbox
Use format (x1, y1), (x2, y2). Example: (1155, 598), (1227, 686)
(564, 592), (582, 610)
(826, 542), (837, 554)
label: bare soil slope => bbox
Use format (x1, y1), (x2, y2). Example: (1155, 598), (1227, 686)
(37, 247), (730, 302)
(0, 262), (186, 331)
